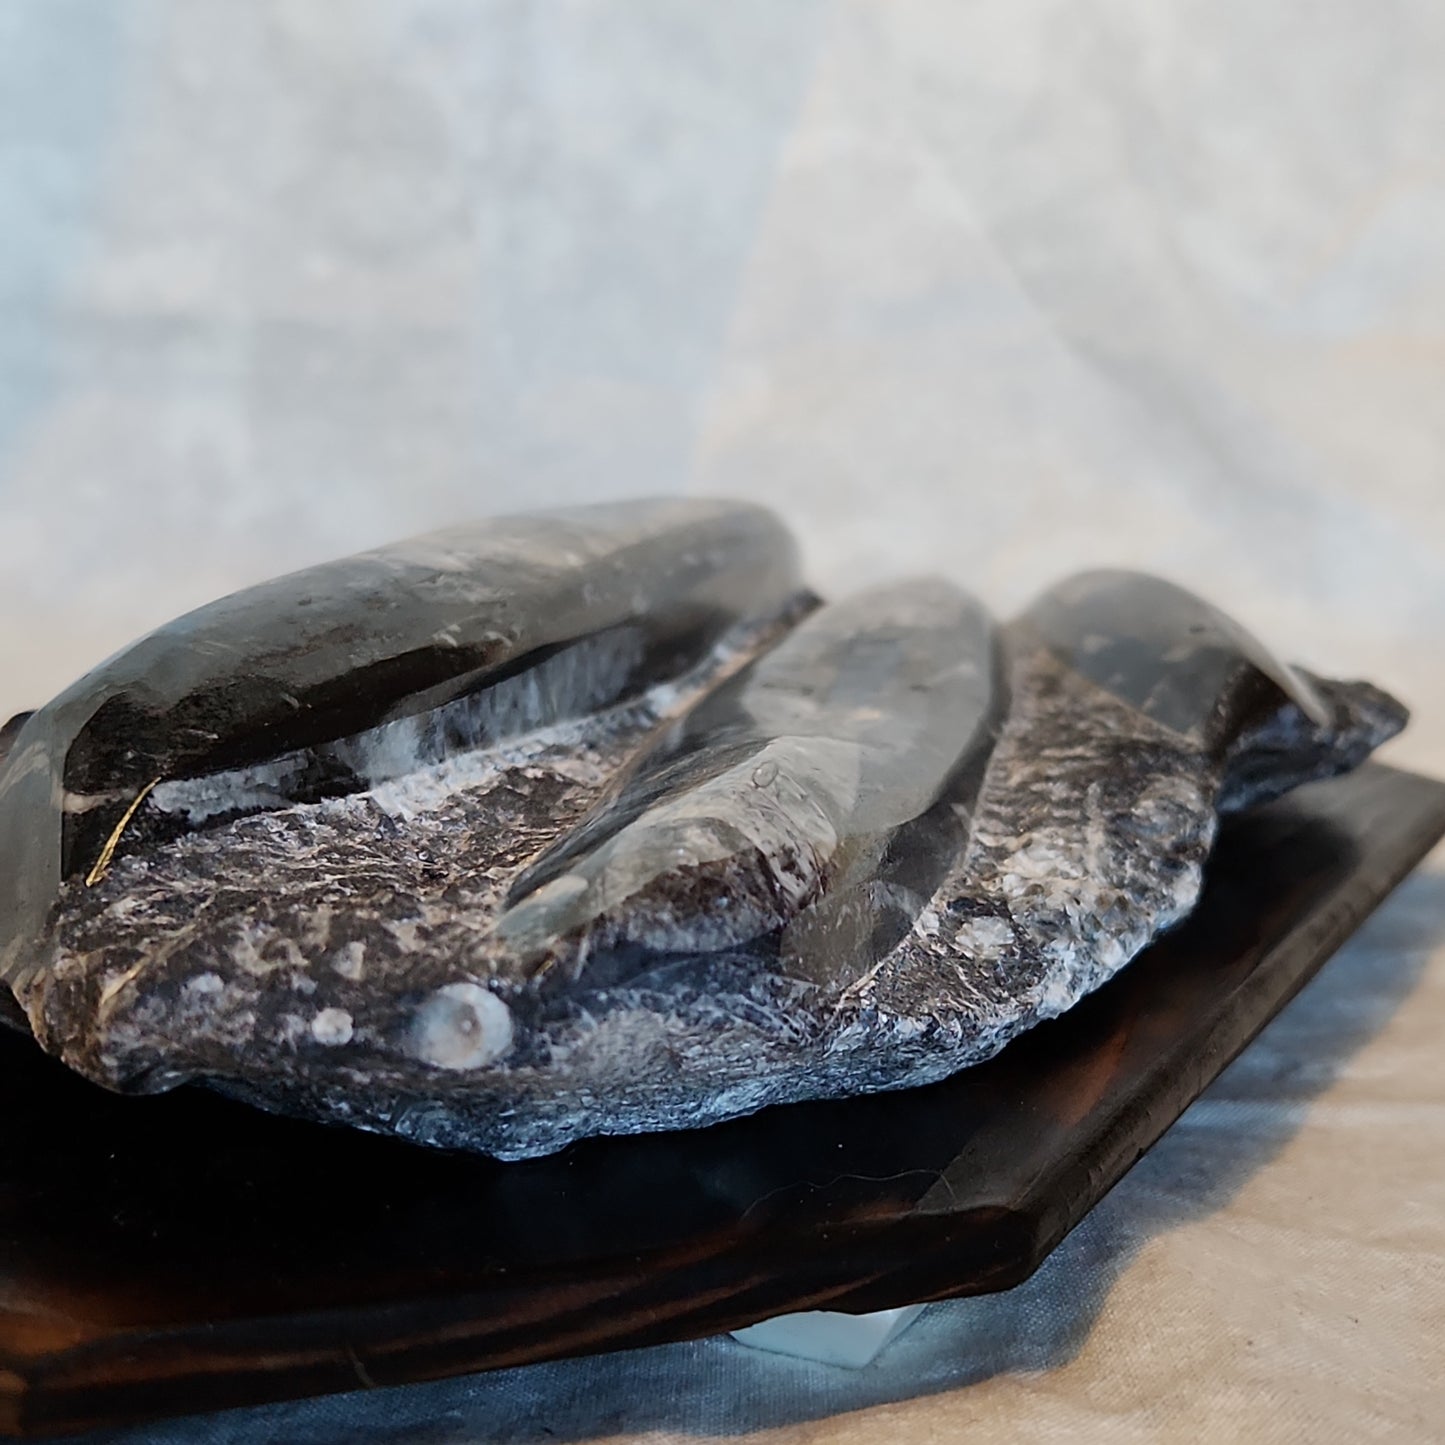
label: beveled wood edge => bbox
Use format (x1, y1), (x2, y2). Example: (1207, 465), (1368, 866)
(4, 762), (1443, 1437)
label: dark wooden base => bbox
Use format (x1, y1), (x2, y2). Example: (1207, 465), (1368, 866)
(2, 762), (1442, 1439)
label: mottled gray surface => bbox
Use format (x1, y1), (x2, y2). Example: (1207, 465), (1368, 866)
(0, 497), (804, 991)
(15, 562), (1403, 1158)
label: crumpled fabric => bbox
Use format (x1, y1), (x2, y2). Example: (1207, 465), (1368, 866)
(1, 3), (1441, 1441)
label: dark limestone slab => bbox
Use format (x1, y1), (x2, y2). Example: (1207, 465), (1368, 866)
(0, 761), (1440, 1439)
(7, 550), (1405, 1160)
(0, 499), (806, 991)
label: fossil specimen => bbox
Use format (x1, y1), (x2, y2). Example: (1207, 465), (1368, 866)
(0, 501), (1406, 1158)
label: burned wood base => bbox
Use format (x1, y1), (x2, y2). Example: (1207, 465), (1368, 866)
(1, 761), (1442, 1439)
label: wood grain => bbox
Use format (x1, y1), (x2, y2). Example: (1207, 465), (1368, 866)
(0, 762), (1441, 1438)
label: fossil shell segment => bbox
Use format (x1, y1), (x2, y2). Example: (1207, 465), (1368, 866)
(0, 498), (805, 990)
(0, 505), (1407, 1158)
(496, 577), (1001, 985)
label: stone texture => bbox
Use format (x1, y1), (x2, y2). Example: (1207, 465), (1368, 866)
(0, 498), (805, 991)
(497, 577), (1001, 987)
(0, 513), (1407, 1159)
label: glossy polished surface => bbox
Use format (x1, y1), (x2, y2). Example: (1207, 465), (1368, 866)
(1024, 568), (1331, 742)
(0, 499), (804, 988)
(498, 578), (1000, 979)
(9, 549), (1405, 1159)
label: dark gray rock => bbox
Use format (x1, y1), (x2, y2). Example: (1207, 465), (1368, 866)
(0, 515), (1407, 1159)
(0, 498), (805, 991)
(497, 577), (1002, 987)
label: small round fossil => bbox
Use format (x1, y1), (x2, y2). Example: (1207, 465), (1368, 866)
(411, 982), (514, 1071)
(310, 1008), (354, 1047)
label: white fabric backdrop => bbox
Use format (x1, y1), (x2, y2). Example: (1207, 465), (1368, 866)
(1, 3), (1441, 1440)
